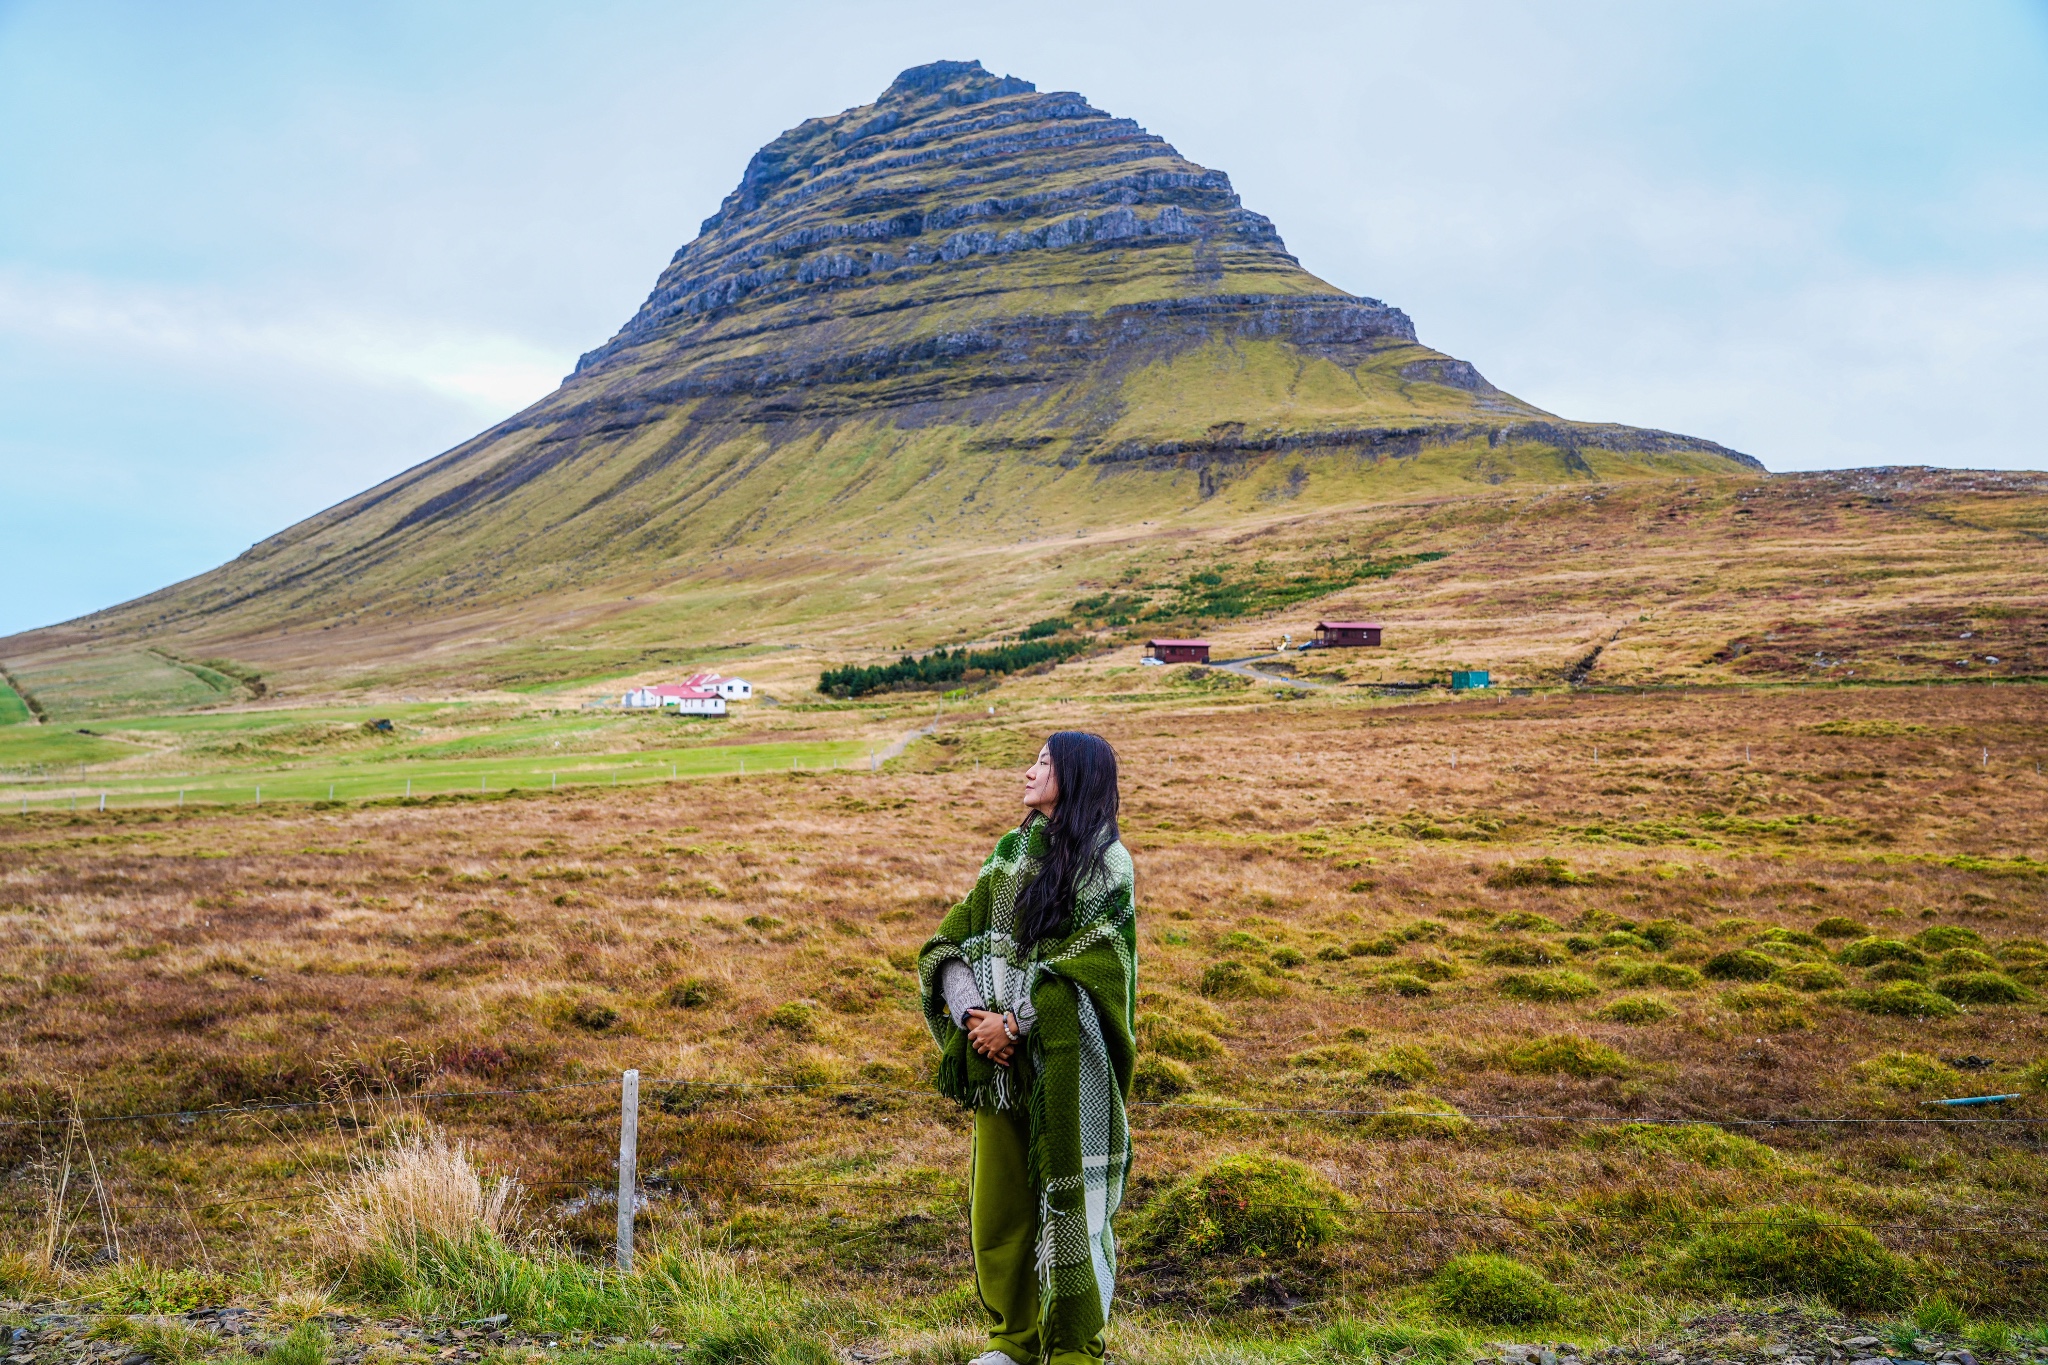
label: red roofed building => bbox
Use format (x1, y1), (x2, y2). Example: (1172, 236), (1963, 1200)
(1315, 621), (1383, 648)
(1144, 639), (1211, 665)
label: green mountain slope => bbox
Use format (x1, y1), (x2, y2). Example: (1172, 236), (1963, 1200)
(5, 59), (1760, 695)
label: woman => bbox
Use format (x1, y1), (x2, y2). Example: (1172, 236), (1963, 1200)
(919, 732), (1137, 1365)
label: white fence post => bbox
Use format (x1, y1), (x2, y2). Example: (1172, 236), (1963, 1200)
(616, 1068), (640, 1273)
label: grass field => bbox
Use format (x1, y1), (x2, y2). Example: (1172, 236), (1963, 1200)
(2, 676), (2044, 1353)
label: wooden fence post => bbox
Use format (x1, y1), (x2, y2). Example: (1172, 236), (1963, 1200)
(616, 1068), (640, 1273)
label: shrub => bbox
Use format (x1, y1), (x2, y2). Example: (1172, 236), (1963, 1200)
(1491, 911), (1564, 933)
(1131, 1154), (1343, 1263)
(1780, 961), (1847, 991)
(1813, 916), (1871, 939)
(1610, 1122), (1775, 1170)
(1704, 949), (1780, 982)
(1431, 1253), (1560, 1324)
(1270, 946), (1306, 969)
(1200, 960), (1283, 999)
(1934, 972), (2030, 1005)
(1855, 1051), (1960, 1092)
(1362, 1096), (1470, 1138)
(662, 977), (721, 1009)
(1668, 1205), (1913, 1309)
(1605, 960), (1705, 990)
(1503, 1034), (1627, 1077)
(1839, 981), (1960, 1018)
(1497, 969), (1600, 1002)
(1487, 857), (1587, 888)
(1839, 937), (1927, 968)
(1936, 948), (2000, 973)
(1597, 994), (1675, 1023)
(1139, 1013), (1226, 1061)
(1481, 940), (1558, 967)
(1133, 1055), (1195, 1100)
(1913, 925), (1986, 952)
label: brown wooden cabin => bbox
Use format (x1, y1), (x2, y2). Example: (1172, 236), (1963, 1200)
(1315, 621), (1383, 648)
(1145, 639), (1211, 665)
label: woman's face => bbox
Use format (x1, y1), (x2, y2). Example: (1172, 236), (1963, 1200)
(1022, 743), (1059, 816)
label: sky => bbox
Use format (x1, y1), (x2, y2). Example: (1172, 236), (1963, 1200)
(2, 1), (2046, 636)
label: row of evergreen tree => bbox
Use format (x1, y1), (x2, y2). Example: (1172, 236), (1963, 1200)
(818, 637), (1088, 697)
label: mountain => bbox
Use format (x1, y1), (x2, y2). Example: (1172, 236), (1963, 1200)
(4, 59), (1760, 693)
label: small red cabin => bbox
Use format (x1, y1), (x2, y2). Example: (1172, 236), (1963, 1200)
(1146, 639), (1211, 665)
(1316, 620), (1383, 648)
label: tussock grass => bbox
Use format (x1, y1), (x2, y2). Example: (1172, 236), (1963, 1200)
(318, 1129), (521, 1275)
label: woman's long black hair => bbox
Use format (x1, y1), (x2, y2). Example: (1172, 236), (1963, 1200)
(1016, 731), (1121, 946)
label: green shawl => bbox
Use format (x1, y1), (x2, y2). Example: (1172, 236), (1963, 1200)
(919, 815), (1137, 1349)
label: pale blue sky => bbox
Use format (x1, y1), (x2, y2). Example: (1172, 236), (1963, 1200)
(3, 1), (2045, 635)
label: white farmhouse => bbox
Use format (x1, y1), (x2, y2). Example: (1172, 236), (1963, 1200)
(651, 684), (727, 716)
(686, 671), (753, 701)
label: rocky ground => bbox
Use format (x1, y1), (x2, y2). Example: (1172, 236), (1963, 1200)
(5, 1305), (2048, 1365)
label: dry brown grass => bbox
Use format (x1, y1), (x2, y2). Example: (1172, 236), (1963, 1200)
(316, 1126), (521, 1266)
(1, 678), (2043, 1313)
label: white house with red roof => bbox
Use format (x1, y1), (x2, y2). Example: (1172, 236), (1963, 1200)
(684, 671), (753, 701)
(621, 684), (728, 715)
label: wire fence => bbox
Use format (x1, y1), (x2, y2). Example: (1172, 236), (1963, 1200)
(4, 1075), (2041, 1131)
(8, 1071), (2043, 1264)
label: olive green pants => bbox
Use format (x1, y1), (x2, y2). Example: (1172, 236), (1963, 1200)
(971, 1108), (1105, 1365)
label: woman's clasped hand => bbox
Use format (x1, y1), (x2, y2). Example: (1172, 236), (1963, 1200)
(963, 1007), (1018, 1066)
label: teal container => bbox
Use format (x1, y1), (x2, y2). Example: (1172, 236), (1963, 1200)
(1451, 669), (1491, 691)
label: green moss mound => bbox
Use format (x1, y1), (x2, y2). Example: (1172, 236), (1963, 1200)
(1813, 916), (1872, 940)
(1431, 1253), (1561, 1324)
(1704, 948), (1780, 981)
(1481, 940), (1560, 967)
(1838, 980), (1960, 1017)
(1913, 925), (1986, 952)
(1133, 1054), (1196, 1100)
(1496, 969), (1600, 1002)
(1609, 1121), (1776, 1170)
(1604, 960), (1705, 990)
(1839, 937), (1927, 968)
(1502, 1034), (1627, 1077)
(1486, 857), (1587, 888)
(1668, 1205), (1914, 1310)
(1936, 948), (2000, 973)
(1719, 983), (1805, 1013)
(1854, 1051), (1960, 1093)
(1596, 994), (1675, 1023)
(1138, 1013), (1227, 1061)
(1200, 959), (1284, 999)
(1132, 1154), (1343, 1264)
(1866, 960), (1929, 983)
(1780, 961), (1848, 991)
(1637, 918), (1689, 949)
(1752, 927), (1827, 951)
(1362, 1095), (1469, 1138)
(1934, 972), (2030, 1005)
(1491, 911), (1564, 933)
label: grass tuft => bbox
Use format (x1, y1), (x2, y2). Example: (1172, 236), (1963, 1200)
(1595, 993), (1675, 1023)
(1668, 1205), (1914, 1310)
(1430, 1252), (1562, 1324)
(1501, 1034), (1627, 1077)
(1131, 1153), (1344, 1264)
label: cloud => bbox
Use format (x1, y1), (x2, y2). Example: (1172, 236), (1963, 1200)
(0, 268), (567, 415)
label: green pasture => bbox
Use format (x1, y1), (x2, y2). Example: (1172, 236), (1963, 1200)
(6, 648), (234, 721)
(0, 735), (874, 812)
(0, 681), (32, 726)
